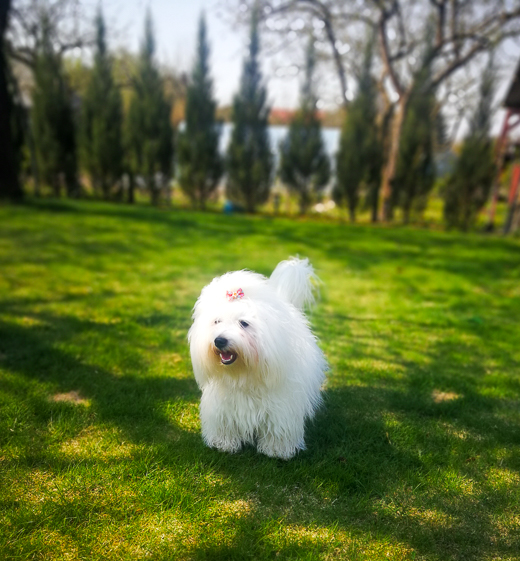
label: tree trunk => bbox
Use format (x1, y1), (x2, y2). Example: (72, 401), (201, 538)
(0, 0), (23, 202)
(299, 185), (310, 215)
(380, 96), (408, 221)
(149, 175), (160, 206)
(26, 119), (41, 197)
(198, 186), (206, 210)
(52, 175), (61, 198)
(370, 188), (378, 223)
(403, 205), (411, 225)
(101, 177), (110, 200)
(65, 171), (79, 198)
(128, 174), (135, 204)
(246, 192), (256, 213)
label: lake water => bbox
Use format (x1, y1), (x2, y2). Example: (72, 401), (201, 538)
(219, 123), (341, 168)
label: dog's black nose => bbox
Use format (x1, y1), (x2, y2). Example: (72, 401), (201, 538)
(214, 337), (228, 350)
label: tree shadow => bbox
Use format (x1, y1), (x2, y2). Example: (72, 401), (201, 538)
(0, 311), (198, 448)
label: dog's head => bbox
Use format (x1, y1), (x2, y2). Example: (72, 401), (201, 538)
(188, 269), (292, 387)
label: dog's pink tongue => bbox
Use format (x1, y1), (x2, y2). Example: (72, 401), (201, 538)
(221, 351), (233, 360)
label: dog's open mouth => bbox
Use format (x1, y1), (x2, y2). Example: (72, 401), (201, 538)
(219, 351), (237, 365)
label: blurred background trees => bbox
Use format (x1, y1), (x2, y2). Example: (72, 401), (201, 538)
(226, 0), (520, 224)
(80, 7), (122, 201)
(279, 36), (330, 215)
(226, 9), (273, 213)
(443, 57), (496, 231)
(334, 36), (381, 223)
(2, 0), (520, 231)
(177, 14), (223, 210)
(31, 11), (78, 198)
(125, 11), (173, 206)
(392, 37), (437, 224)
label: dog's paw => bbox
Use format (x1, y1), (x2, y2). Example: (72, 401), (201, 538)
(257, 439), (304, 460)
(206, 437), (242, 454)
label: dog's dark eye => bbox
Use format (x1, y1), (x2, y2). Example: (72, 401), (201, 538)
(214, 319), (221, 325)
(239, 320), (249, 328)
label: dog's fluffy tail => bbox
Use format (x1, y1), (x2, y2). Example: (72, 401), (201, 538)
(269, 257), (318, 311)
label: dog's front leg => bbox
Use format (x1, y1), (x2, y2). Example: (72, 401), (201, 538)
(256, 416), (305, 460)
(199, 392), (243, 453)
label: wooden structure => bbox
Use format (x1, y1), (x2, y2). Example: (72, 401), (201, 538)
(487, 60), (520, 232)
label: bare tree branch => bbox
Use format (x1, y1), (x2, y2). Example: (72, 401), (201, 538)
(7, 0), (93, 70)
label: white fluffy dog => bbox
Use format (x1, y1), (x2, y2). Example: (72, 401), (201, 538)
(188, 258), (327, 459)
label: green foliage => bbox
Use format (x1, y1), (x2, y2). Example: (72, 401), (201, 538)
(279, 37), (330, 214)
(443, 58), (496, 231)
(334, 37), (382, 222)
(31, 14), (78, 197)
(226, 9), (273, 213)
(393, 53), (437, 224)
(125, 10), (173, 205)
(177, 14), (222, 209)
(6, 55), (25, 185)
(80, 7), (123, 200)
(1, 199), (520, 559)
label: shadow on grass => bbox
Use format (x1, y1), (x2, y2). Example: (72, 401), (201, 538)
(16, 198), (520, 284)
(0, 314), (199, 447)
(2, 200), (520, 559)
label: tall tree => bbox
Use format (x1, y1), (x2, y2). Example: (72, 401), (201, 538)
(279, 36), (330, 215)
(177, 14), (222, 209)
(226, 8), (273, 213)
(31, 13), (78, 197)
(393, 40), (437, 224)
(443, 57), (495, 231)
(80, 7), (122, 200)
(334, 37), (381, 222)
(126, 10), (173, 206)
(0, 0), (23, 201)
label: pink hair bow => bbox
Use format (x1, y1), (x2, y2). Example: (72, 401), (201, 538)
(226, 288), (244, 301)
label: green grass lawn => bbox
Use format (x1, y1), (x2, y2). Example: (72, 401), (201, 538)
(1, 199), (519, 560)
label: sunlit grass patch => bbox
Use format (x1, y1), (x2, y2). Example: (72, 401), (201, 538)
(1, 199), (519, 560)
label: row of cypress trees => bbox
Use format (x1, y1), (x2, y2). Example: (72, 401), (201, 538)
(180, 10), (329, 214)
(32, 13), (78, 198)
(81, 9), (172, 204)
(27, 6), (329, 213)
(29, 8), (172, 204)
(20, 6), (497, 227)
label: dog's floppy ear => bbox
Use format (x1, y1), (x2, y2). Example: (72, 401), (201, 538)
(269, 257), (318, 311)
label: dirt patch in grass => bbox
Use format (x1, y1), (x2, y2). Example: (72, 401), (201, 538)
(51, 391), (90, 406)
(431, 389), (461, 403)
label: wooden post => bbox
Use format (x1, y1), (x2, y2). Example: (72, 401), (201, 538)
(503, 164), (520, 234)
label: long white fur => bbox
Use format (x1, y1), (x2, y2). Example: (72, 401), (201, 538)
(188, 257), (327, 459)
(269, 257), (318, 311)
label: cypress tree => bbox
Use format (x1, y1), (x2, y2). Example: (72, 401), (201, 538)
(279, 36), (330, 215)
(177, 14), (222, 209)
(80, 7), (123, 200)
(126, 10), (173, 205)
(393, 68), (437, 224)
(226, 9), (272, 213)
(443, 57), (495, 231)
(334, 37), (382, 222)
(32, 13), (78, 197)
